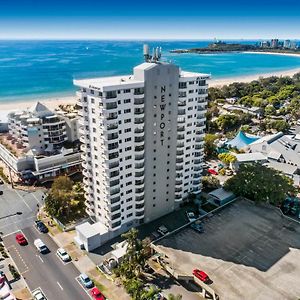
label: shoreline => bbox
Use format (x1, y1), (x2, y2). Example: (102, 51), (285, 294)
(0, 67), (300, 114)
(244, 51), (300, 58)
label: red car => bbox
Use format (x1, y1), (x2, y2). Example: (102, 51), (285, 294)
(15, 233), (27, 245)
(208, 168), (218, 175)
(90, 287), (105, 300)
(193, 269), (209, 282)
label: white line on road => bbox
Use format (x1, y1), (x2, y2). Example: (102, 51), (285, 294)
(57, 281), (64, 291)
(14, 189), (32, 212)
(0, 216), (36, 234)
(36, 255), (44, 263)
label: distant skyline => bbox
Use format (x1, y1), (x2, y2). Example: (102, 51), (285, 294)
(1, 0), (300, 40)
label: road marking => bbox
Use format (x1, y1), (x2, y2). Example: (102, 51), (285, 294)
(57, 281), (64, 291)
(36, 254), (44, 263)
(31, 192), (42, 206)
(0, 216), (36, 234)
(14, 189), (32, 212)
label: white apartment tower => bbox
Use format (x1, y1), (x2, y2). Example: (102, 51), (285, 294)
(74, 46), (209, 239)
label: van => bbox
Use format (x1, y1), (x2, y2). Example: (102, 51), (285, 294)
(34, 239), (48, 254)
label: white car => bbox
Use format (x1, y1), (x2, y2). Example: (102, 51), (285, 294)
(56, 248), (71, 262)
(186, 211), (197, 222)
(32, 289), (46, 300)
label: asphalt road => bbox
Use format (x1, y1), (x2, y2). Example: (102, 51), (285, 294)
(3, 226), (91, 300)
(0, 183), (44, 236)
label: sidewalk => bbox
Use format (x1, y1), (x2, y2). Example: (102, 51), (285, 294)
(1, 243), (31, 300)
(41, 212), (130, 300)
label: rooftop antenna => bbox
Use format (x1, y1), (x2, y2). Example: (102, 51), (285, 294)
(143, 44), (151, 62)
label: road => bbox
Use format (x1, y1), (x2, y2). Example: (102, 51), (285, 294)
(3, 226), (91, 300)
(0, 183), (44, 236)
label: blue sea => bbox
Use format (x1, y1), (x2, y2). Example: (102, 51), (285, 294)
(1, 40), (300, 103)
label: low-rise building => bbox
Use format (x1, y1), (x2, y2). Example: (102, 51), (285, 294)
(0, 102), (82, 183)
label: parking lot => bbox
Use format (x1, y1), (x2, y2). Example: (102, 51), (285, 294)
(0, 183), (44, 236)
(156, 199), (300, 300)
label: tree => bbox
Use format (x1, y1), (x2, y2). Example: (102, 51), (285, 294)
(218, 153), (237, 165)
(204, 134), (217, 157)
(216, 114), (239, 132)
(202, 176), (220, 191)
(114, 228), (152, 300)
(269, 120), (290, 132)
(44, 176), (85, 221)
(224, 164), (295, 205)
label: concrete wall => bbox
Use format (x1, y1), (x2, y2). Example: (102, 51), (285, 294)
(135, 63), (179, 223)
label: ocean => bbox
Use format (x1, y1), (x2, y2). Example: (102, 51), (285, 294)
(1, 40), (300, 103)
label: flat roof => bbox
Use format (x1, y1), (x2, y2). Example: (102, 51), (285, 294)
(74, 75), (144, 90)
(76, 221), (109, 238)
(234, 152), (266, 162)
(208, 188), (234, 201)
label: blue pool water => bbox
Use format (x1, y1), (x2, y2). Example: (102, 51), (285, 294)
(1, 40), (300, 103)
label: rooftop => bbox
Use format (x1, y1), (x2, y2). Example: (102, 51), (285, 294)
(234, 152), (267, 162)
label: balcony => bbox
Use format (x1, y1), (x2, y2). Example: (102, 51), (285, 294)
(107, 113), (118, 120)
(135, 136), (144, 144)
(177, 150), (184, 156)
(134, 127), (144, 134)
(194, 159), (202, 165)
(135, 162), (144, 169)
(135, 145), (144, 152)
(135, 204), (144, 211)
(135, 179), (144, 186)
(134, 117), (144, 124)
(178, 109), (186, 115)
(106, 123), (118, 131)
(178, 100), (186, 106)
(177, 134), (184, 140)
(135, 195), (144, 203)
(176, 165), (183, 171)
(177, 142), (184, 148)
(110, 196), (121, 205)
(135, 171), (144, 178)
(176, 158), (183, 164)
(134, 98), (144, 105)
(134, 88), (144, 95)
(110, 188), (120, 196)
(134, 108), (144, 115)
(135, 154), (144, 161)
(177, 125), (185, 132)
(109, 161), (119, 169)
(108, 133), (119, 141)
(177, 117), (185, 124)
(176, 180), (183, 185)
(135, 211), (144, 218)
(106, 102), (117, 110)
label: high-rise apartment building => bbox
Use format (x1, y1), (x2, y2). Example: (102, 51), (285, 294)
(74, 47), (209, 251)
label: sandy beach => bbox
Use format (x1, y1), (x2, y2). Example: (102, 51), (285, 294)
(0, 67), (300, 117)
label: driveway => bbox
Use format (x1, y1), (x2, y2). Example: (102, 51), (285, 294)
(3, 226), (91, 300)
(0, 184), (44, 236)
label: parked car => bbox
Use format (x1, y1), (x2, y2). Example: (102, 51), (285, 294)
(190, 222), (204, 233)
(90, 287), (106, 300)
(150, 231), (161, 241)
(0, 179), (3, 184)
(32, 289), (47, 300)
(79, 273), (94, 288)
(225, 169), (233, 176)
(193, 269), (209, 283)
(35, 220), (48, 233)
(208, 168), (218, 175)
(15, 233), (27, 245)
(186, 211), (197, 222)
(56, 248), (71, 262)
(0, 190), (3, 195)
(157, 225), (169, 236)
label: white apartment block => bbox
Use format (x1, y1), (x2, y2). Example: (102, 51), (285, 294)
(74, 50), (209, 250)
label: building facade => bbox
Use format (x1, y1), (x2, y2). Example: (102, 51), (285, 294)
(74, 51), (209, 247)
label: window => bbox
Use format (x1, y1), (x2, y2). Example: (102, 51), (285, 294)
(124, 118), (131, 123)
(124, 109), (131, 114)
(126, 173), (132, 177)
(125, 155), (131, 160)
(124, 99), (131, 103)
(125, 137), (131, 142)
(127, 213), (133, 218)
(126, 189), (132, 194)
(127, 205), (133, 210)
(125, 146), (132, 151)
(124, 89), (131, 93)
(126, 181), (132, 186)
(125, 164), (132, 169)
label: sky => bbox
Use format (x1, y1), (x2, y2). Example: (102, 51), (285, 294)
(0, 0), (300, 40)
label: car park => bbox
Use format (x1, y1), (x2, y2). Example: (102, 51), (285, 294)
(193, 269), (209, 283)
(186, 211), (197, 222)
(15, 233), (28, 245)
(32, 289), (47, 300)
(35, 220), (48, 233)
(90, 287), (106, 300)
(157, 225), (169, 236)
(56, 248), (71, 262)
(79, 273), (94, 288)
